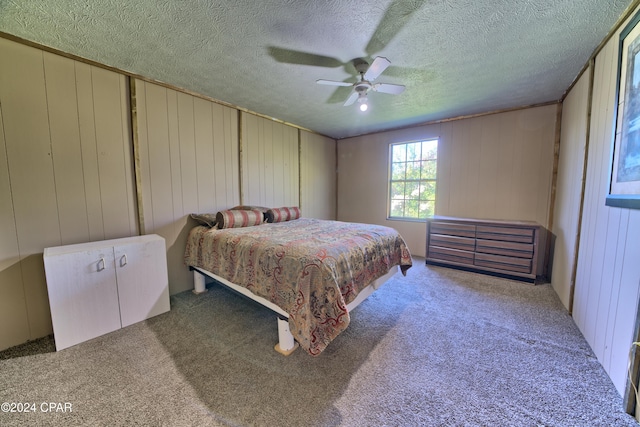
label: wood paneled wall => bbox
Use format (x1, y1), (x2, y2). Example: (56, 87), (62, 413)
(134, 79), (240, 294)
(550, 69), (590, 309)
(135, 89), (336, 295)
(571, 11), (640, 395)
(337, 105), (557, 258)
(0, 38), (336, 350)
(0, 39), (136, 349)
(300, 131), (336, 220)
(440, 107), (556, 222)
(241, 112), (299, 208)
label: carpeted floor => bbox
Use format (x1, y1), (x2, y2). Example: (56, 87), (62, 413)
(0, 258), (636, 426)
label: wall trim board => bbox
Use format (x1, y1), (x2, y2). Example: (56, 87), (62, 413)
(335, 137), (339, 220)
(547, 103), (564, 233)
(129, 77), (145, 235)
(544, 102), (563, 280)
(568, 59), (595, 314)
(238, 109), (245, 205)
(298, 128), (302, 211)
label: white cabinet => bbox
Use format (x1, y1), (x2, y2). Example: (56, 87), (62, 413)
(44, 234), (170, 350)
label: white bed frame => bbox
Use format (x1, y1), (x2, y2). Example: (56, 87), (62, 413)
(191, 266), (399, 355)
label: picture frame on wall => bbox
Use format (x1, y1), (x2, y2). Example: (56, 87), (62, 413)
(607, 9), (640, 209)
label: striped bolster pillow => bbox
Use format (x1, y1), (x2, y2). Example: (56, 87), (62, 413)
(266, 207), (301, 223)
(215, 209), (264, 229)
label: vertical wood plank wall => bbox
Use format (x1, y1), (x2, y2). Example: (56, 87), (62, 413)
(300, 130), (337, 220)
(337, 105), (557, 258)
(442, 107), (556, 223)
(134, 83), (337, 295)
(0, 36), (336, 350)
(571, 9), (640, 395)
(0, 39), (136, 349)
(134, 88), (338, 294)
(241, 112), (299, 208)
(134, 79), (240, 294)
(550, 70), (590, 309)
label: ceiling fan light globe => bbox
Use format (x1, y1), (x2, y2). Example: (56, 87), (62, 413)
(359, 103), (368, 112)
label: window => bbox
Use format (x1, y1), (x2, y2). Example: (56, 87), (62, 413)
(388, 139), (438, 220)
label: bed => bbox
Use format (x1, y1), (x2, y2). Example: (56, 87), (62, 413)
(184, 212), (412, 356)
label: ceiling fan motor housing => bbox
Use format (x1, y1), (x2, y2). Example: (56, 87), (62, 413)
(354, 60), (369, 74)
(355, 81), (371, 93)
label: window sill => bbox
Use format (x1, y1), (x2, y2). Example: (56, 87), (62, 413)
(386, 217), (428, 223)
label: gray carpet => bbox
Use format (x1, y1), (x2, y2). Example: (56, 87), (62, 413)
(0, 258), (636, 426)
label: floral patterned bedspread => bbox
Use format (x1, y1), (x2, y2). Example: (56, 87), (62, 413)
(184, 218), (412, 355)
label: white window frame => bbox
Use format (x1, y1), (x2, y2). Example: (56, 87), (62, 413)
(387, 138), (438, 221)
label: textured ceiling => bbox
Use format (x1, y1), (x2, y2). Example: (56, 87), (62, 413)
(0, 0), (634, 139)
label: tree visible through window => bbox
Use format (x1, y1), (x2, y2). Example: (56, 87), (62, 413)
(389, 139), (438, 220)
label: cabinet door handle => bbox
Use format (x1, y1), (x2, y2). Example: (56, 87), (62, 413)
(97, 257), (105, 271)
(120, 254), (128, 267)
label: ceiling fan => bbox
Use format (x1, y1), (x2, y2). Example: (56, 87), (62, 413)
(316, 57), (405, 111)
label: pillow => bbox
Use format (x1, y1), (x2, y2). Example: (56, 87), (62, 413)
(266, 207), (301, 223)
(190, 213), (218, 228)
(232, 205), (271, 222)
(216, 209), (264, 229)
(232, 205), (270, 213)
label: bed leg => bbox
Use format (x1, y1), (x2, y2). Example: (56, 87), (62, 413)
(274, 317), (299, 356)
(192, 270), (208, 294)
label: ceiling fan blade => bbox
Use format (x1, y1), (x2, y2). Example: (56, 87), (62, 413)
(267, 46), (343, 68)
(326, 86), (354, 104)
(316, 79), (353, 87)
(344, 91), (359, 106)
(364, 57), (391, 81)
(373, 83), (405, 95)
(365, 0), (427, 56)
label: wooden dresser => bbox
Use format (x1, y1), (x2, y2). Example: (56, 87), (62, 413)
(425, 216), (546, 283)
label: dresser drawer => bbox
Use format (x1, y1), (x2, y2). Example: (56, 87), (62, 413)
(474, 252), (532, 274)
(430, 234), (476, 251)
(475, 239), (534, 259)
(476, 225), (534, 244)
(430, 221), (476, 238)
(428, 246), (474, 265)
